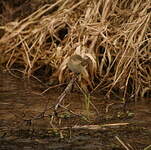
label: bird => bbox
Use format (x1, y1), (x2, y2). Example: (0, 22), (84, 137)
(67, 54), (89, 74)
(67, 54), (93, 91)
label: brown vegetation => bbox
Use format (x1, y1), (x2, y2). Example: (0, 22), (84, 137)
(0, 0), (150, 99)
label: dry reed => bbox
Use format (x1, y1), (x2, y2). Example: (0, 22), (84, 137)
(0, 0), (150, 99)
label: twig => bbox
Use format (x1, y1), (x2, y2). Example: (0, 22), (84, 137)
(54, 76), (77, 111)
(60, 123), (129, 130)
(75, 81), (99, 115)
(40, 83), (66, 95)
(115, 136), (130, 150)
(49, 76), (77, 127)
(58, 104), (86, 119)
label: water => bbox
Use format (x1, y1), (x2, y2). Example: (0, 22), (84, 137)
(0, 71), (151, 150)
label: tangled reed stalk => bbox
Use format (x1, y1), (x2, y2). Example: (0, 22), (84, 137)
(0, 0), (150, 99)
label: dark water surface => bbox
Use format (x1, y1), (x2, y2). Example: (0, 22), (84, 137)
(0, 71), (151, 150)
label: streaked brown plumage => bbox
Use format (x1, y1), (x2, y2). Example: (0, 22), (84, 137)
(67, 54), (88, 74)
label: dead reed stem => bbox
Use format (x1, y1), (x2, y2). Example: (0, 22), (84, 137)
(0, 0), (150, 98)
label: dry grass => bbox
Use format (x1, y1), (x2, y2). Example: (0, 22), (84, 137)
(0, 0), (150, 99)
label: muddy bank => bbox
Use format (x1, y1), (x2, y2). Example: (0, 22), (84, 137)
(0, 71), (151, 150)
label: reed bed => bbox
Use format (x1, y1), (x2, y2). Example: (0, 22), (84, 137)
(0, 0), (150, 99)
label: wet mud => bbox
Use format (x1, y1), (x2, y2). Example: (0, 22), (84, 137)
(0, 71), (151, 150)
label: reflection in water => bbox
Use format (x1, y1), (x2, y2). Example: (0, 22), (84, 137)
(0, 71), (51, 127)
(0, 71), (151, 125)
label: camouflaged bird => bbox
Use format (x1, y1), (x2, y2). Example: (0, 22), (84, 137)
(67, 54), (89, 74)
